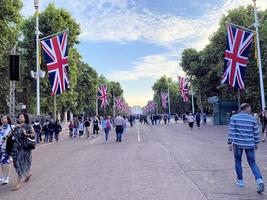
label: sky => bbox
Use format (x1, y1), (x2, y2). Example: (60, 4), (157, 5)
(22, 0), (267, 106)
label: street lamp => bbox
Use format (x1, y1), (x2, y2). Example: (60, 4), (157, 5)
(34, 0), (40, 115)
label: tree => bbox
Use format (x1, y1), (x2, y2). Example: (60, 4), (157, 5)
(0, 0), (23, 112)
(152, 75), (191, 114)
(181, 6), (267, 112)
(20, 3), (81, 115)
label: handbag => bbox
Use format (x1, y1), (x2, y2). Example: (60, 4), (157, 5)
(22, 136), (36, 150)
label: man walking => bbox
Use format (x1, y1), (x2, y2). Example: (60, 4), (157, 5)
(114, 114), (124, 142)
(228, 103), (264, 193)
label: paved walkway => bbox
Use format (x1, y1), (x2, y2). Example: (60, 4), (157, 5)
(0, 121), (266, 200)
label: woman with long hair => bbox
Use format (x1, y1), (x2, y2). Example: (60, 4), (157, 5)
(10, 113), (35, 191)
(0, 114), (13, 185)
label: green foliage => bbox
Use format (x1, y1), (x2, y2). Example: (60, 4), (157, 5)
(180, 6), (267, 112)
(0, 0), (23, 112)
(152, 75), (191, 114)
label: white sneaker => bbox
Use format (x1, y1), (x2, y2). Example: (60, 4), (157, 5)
(2, 177), (9, 184)
(105, 141), (108, 144)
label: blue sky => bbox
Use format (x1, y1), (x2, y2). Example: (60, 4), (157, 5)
(22, 0), (267, 106)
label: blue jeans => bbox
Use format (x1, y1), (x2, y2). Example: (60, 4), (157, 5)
(116, 132), (122, 142)
(104, 128), (110, 142)
(44, 131), (50, 142)
(234, 145), (263, 181)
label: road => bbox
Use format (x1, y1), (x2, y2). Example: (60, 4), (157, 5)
(0, 121), (267, 200)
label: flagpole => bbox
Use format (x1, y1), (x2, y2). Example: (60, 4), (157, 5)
(253, 0), (266, 110)
(237, 89), (241, 111)
(96, 92), (98, 116)
(113, 90), (115, 118)
(53, 95), (56, 120)
(168, 85), (171, 115)
(34, 0), (40, 115)
(191, 86), (195, 114)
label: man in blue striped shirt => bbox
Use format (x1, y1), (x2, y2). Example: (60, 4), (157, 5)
(228, 103), (264, 193)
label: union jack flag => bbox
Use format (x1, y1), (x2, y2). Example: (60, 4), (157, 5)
(161, 92), (168, 109)
(178, 76), (189, 102)
(98, 84), (109, 108)
(222, 25), (254, 89)
(41, 32), (69, 96)
(115, 97), (123, 110)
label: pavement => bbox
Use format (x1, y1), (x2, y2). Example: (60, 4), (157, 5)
(0, 121), (267, 200)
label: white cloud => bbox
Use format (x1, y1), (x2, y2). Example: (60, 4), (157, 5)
(106, 52), (185, 81)
(21, 0), (267, 106)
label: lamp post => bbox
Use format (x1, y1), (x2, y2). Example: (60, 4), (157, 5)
(34, 0), (40, 115)
(253, 0), (266, 110)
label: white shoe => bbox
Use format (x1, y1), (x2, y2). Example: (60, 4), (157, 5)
(2, 177), (9, 184)
(0, 177), (4, 182)
(105, 141), (108, 144)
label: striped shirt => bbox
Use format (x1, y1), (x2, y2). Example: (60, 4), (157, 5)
(228, 111), (260, 149)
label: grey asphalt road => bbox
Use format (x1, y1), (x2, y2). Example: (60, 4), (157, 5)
(0, 121), (266, 200)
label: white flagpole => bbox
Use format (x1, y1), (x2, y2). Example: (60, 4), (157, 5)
(34, 0), (40, 115)
(253, 0), (266, 110)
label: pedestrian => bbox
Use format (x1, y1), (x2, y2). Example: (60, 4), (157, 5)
(0, 114), (13, 185)
(84, 118), (90, 138)
(78, 118), (84, 138)
(123, 116), (128, 134)
(102, 116), (111, 143)
(33, 120), (42, 144)
(261, 107), (267, 142)
(10, 113), (35, 191)
(68, 120), (74, 138)
(174, 114), (179, 123)
(129, 115), (133, 127)
(42, 120), (50, 143)
(54, 119), (62, 142)
(48, 119), (55, 142)
(73, 117), (79, 138)
(203, 112), (207, 125)
(195, 112), (201, 129)
(163, 114), (167, 125)
(228, 103), (264, 193)
(187, 113), (195, 130)
(93, 116), (99, 138)
(114, 114), (124, 142)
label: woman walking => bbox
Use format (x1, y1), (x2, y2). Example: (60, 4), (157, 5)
(10, 113), (35, 191)
(102, 116), (111, 143)
(0, 114), (13, 185)
(93, 116), (99, 138)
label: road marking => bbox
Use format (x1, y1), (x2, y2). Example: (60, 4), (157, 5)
(137, 124), (141, 142)
(89, 136), (102, 144)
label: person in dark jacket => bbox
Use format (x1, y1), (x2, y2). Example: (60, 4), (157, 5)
(93, 116), (99, 138)
(42, 120), (50, 143)
(33, 120), (42, 144)
(54, 119), (62, 142)
(48, 119), (55, 142)
(195, 112), (201, 129)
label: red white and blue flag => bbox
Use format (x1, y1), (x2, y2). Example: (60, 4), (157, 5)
(222, 25), (254, 89)
(115, 97), (123, 110)
(98, 84), (109, 108)
(161, 92), (168, 109)
(41, 32), (69, 96)
(178, 76), (189, 102)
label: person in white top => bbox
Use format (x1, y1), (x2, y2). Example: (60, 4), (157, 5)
(114, 115), (124, 142)
(0, 114), (14, 185)
(187, 113), (195, 130)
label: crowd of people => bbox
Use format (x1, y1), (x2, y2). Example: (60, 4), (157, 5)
(0, 107), (266, 193)
(68, 114), (130, 143)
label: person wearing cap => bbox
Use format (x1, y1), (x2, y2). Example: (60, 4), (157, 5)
(228, 103), (264, 193)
